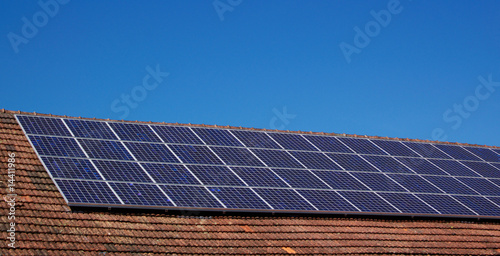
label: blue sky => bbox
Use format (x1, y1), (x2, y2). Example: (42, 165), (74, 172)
(2, 0), (500, 146)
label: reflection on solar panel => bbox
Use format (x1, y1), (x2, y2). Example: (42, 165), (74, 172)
(16, 115), (500, 219)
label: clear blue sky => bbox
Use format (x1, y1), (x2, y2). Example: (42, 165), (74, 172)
(2, 1), (500, 146)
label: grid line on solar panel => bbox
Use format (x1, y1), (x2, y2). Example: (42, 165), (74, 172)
(254, 188), (317, 210)
(338, 191), (400, 213)
(230, 130), (282, 149)
(457, 177), (500, 196)
(271, 169), (331, 189)
(187, 165), (246, 186)
(110, 182), (175, 206)
(17, 115), (72, 136)
(92, 160), (153, 183)
(371, 139), (421, 157)
(42, 157), (102, 180)
(422, 176), (479, 195)
(109, 122), (162, 142)
(124, 142), (180, 163)
(298, 189), (359, 212)
(65, 119), (118, 140)
(453, 196), (500, 216)
(250, 148), (303, 168)
(362, 155), (414, 174)
(312, 170), (370, 191)
(402, 142), (452, 159)
(207, 187), (272, 209)
(191, 127), (243, 147)
(395, 157), (449, 176)
(428, 159), (480, 177)
(459, 161), (500, 178)
(161, 185), (224, 208)
(463, 146), (500, 163)
(266, 132), (318, 151)
(416, 194), (476, 215)
(78, 139), (134, 161)
(169, 144), (223, 165)
(231, 167), (289, 188)
(289, 151), (342, 170)
(143, 163), (201, 185)
(325, 153), (378, 172)
(210, 146), (265, 167)
(57, 179), (122, 205)
(350, 172), (407, 192)
(30, 135), (87, 158)
(336, 137), (388, 155)
(387, 174), (443, 194)
(433, 144), (482, 161)
(378, 193), (439, 214)
(302, 135), (354, 153)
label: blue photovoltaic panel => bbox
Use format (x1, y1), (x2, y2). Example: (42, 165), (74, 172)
(313, 171), (369, 191)
(302, 135), (353, 153)
(326, 153), (378, 172)
(267, 132), (318, 151)
(57, 180), (121, 205)
(93, 160), (152, 183)
(124, 142), (179, 163)
(78, 139), (134, 161)
(110, 182), (174, 206)
(109, 122), (162, 142)
(30, 135), (86, 158)
(210, 146), (265, 167)
(151, 125), (203, 145)
(251, 148), (303, 168)
(255, 188), (316, 210)
(433, 144), (482, 161)
(371, 140), (420, 157)
(208, 187), (271, 209)
(289, 151), (341, 170)
(299, 189), (359, 212)
(402, 141), (451, 159)
(161, 185), (223, 208)
(17, 115), (71, 136)
(191, 127), (243, 147)
(65, 119), (118, 140)
(231, 130), (281, 149)
(271, 169), (330, 189)
(41, 157), (101, 180)
(336, 137), (388, 155)
(463, 146), (500, 163)
(16, 114), (500, 219)
(143, 163), (200, 185)
(232, 167), (289, 188)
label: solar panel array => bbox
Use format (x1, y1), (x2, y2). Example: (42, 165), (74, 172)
(16, 114), (500, 218)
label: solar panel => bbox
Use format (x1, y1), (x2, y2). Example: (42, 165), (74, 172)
(16, 114), (500, 219)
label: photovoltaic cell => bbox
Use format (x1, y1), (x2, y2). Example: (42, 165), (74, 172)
(232, 167), (289, 188)
(152, 125), (203, 145)
(378, 193), (438, 214)
(424, 176), (479, 195)
(387, 174), (442, 193)
(457, 178), (500, 196)
(289, 151), (341, 170)
(57, 180), (121, 205)
(396, 157), (448, 176)
(17, 115), (71, 136)
(187, 165), (245, 186)
(143, 163), (200, 185)
(110, 182), (174, 206)
(336, 137), (387, 155)
(362, 155), (414, 174)
(402, 142), (451, 159)
(66, 119), (118, 140)
(459, 161), (500, 178)
(267, 133), (318, 151)
(271, 169), (330, 189)
(433, 144), (482, 161)
(109, 122), (162, 142)
(463, 146), (500, 163)
(416, 194), (476, 216)
(302, 135), (353, 153)
(30, 135), (86, 158)
(299, 189), (359, 212)
(210, 146), (264, 167)
(169, 144), (223, 165)
(338, 191), (399, 213)
(93, 160), (152, 183)
(231, 130), (281, 149)
(191, 127), (243, 147)
(313, 171), (369, 191)
(371, 140), (420, 157)
(255, 188), (316, 210)
(350, 172), (406, 192)
(78, 139), (134, 161)
(208, 187), (271, 209)
(428, 159), (480, 177)
(124, 142), (179, 163)
(42, 157), (101, 180)
(326, 153), (378, 172)
(453, 196), (500, 216)
(251, 149), (303, 168)
(161, 185), (223, 208)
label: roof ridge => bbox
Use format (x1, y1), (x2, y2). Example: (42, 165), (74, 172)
(3, 109), (498, 149)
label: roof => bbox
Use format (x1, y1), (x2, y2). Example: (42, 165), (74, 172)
(2, 110), (500, 255)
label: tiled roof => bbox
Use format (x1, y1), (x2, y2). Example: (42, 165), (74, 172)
(1, 110), (500, 255)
